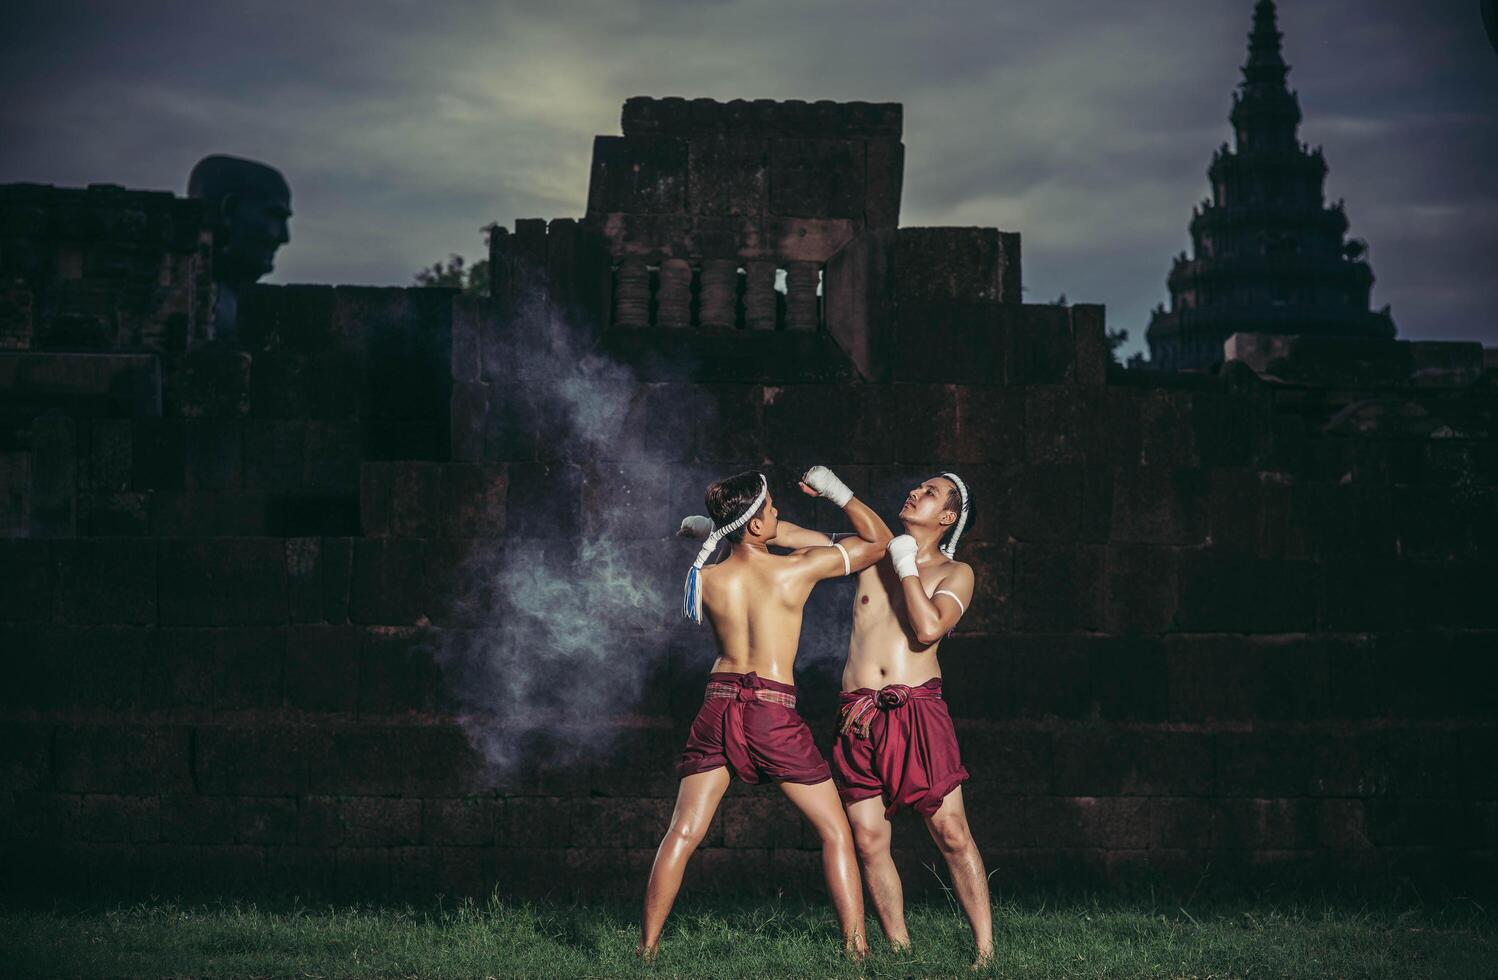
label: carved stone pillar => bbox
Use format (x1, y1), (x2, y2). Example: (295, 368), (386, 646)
(785, 261), (819, 331)
(613, 258), (649, 328)
(657, 258), (692, 329)
(743, 261), (776, 331)
(698, 259), (737, 330)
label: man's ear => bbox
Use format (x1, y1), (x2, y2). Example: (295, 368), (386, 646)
(747, 516), (763, 538)
(939, 510), (956, 527)
(219, 192), (240, 224)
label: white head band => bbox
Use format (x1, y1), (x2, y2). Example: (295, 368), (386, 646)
(938, 471), (969, 558)
(682, 473), (768, 624)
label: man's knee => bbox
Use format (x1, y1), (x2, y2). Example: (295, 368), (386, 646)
(850, 822), (891, 863)
(665, 821), (708, 851)
(928, 812), (974, 854)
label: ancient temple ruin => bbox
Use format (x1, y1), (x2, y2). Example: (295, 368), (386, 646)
(0, 95), (1495, 900)
(1146, 0), (1397, 371)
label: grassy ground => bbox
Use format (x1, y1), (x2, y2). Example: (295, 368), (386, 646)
(1, 893), (1493, 979)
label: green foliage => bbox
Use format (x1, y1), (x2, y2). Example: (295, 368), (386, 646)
(414, 253), (490, 296)
(1, 895), (1492, 978)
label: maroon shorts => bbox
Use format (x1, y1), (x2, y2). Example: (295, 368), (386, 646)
(677, 672), (832, 786)
(832, 677), (969, 818)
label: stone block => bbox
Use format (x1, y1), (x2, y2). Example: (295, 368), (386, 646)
(157, 538), (288, 626)
(54, 538), (156, 625)
(422, 797), (500, 846)
(450, 381), (488, 463)
(864, 137), (903, 229)
(769, 138), (864, 218)
(0, 540), (53, 623)
(1216, 798), (1315, 850)
(687, 136), (769, 217)
(1176, 552), (1318, 632)
(1139, 390), (1197, 466)
(1102, 544), (1179, 633)
(1052, 731), (1213, 797)
(1006, 305), (1075, 385)
(440, 461), (512, 536)
(1071, 304), (1107, 385)
(80, 418), (132, 492)
(1108, 466), (1208, 545)
(0, 452), (29, 536)
(78, 794), (161, 843)
(952, 728), (1048, 797)
(951, 387), (1024, 465)
(359, 461), (440, 537)
(183, 419), (242, 490)
(1086, 635), (1168, 721)
(142, 627), (284, 712)
(895, 228), (1008, 303)
(194, 725), (308, 796)
(890, 300), (1006, 384)
(504, 462), (581, 538)
(149, 490), (270, 536)
(1025, 796), (1150, 849)
(358, 628), (440, 715)
(1150, 798), (1216, 848)
(348, 538), (431, 625)
(66, 626), (147, 710)
(0, 351), (161, 418)
(587, 135), (688, 214)
(1009, 542), (1103, 632)
(1166, 634), (1329, 722)
(174, 351), (251, 418)
(55, 725), (192, 794)
(29, 415), (76, 537)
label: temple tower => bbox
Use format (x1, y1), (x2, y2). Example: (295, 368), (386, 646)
(1145, 0), (1395, 370)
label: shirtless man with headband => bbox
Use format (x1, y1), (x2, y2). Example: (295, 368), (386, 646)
(639, 466), (889, 961)
(678, 472), (992, 966)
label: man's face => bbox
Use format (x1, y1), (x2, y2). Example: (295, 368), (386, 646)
(222, 187), (291, 280)
(900, 477), (956, 532)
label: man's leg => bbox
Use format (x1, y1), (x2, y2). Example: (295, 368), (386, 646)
(640, 767), (731, 957)
(921, 786), (993, 965)
(778, 779), (868, 958)
(844, 796), (910, 950)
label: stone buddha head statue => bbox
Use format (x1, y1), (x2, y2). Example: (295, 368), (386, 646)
(187, 154), (292, 285)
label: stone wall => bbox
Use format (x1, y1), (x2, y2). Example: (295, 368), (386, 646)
(1, 100), (1495, 900)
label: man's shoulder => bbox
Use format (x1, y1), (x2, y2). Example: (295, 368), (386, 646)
(937, 558), (975, 582)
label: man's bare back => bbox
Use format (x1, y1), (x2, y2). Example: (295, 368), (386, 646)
(700, 545), (824, 685)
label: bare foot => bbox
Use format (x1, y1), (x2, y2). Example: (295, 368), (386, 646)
(889, 939), (913, 955)
(637, 942), (659, 965)
(844, 933), (869, 962)
(970, 946), (994, 971)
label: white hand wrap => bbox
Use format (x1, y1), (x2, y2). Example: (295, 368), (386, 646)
(677, 515), (714, 540)
(801, 465), (853, 507)
(887, 534), (919, 580)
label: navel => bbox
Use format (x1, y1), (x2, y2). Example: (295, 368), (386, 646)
(860, 595), (870, 605)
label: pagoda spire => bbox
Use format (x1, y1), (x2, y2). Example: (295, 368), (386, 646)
(1243, 0), (1290, 89)
(1230, 0), (1301, 152)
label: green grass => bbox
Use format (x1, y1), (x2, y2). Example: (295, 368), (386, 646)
(1, 893), (1492, 979)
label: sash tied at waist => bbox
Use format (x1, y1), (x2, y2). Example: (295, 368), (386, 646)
(703, 672), (798, 783)
(838, 678), (943, 739)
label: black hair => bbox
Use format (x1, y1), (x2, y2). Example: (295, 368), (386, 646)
(705, 471), (767, 544)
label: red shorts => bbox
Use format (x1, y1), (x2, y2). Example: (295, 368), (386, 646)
(832, 677), (969, 818)
(677, 672), (832, 786)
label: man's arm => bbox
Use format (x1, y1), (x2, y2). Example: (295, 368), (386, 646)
(677, 514), (834, 551)
(889, 539), (974, 644)
(789, 467), (894, 582)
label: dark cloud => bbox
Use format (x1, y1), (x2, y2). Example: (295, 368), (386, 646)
(3, 0), (1494, 358)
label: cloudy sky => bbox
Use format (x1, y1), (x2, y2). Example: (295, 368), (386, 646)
(4, 0), (1495, 359)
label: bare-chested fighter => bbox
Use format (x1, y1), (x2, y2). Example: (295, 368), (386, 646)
(639, 466), (890, 961)
(678, 473), (992, 966)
